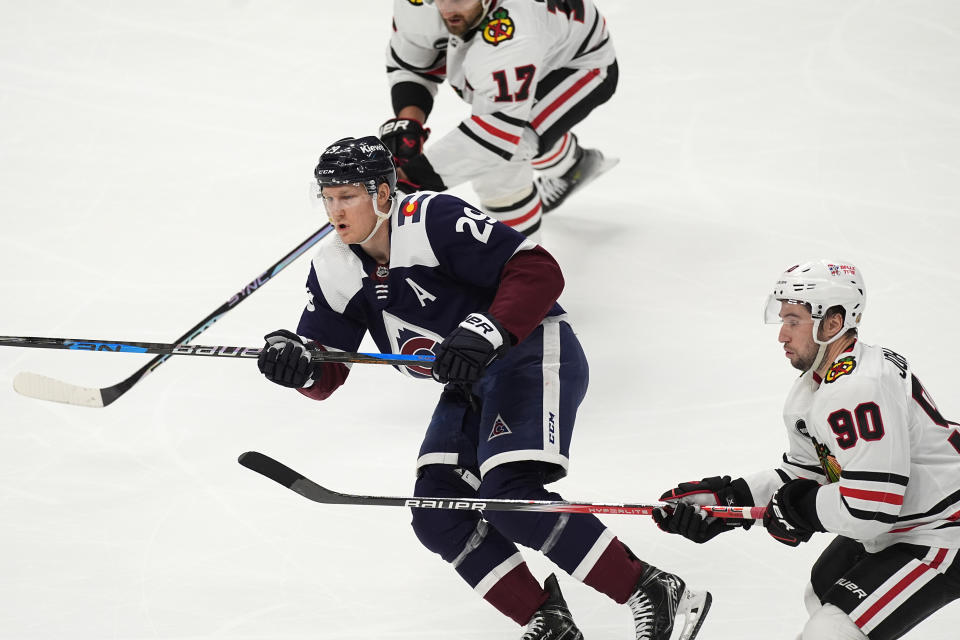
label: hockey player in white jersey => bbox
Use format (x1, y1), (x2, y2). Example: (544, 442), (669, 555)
(380, 0), (619, 237)
(257, 135), (712, 640)
(654, 259), (960, 640)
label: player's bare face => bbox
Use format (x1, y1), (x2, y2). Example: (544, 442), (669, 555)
(435, 0), (485, 36)
(322, 184), (377, 244)
(778, 302), (819, 371)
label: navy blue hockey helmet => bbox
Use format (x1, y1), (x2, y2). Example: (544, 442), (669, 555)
(314, 136), (397, 197)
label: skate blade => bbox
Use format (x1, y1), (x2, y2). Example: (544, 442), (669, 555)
(578, 156), (619, 190)
(674, 588), (712, 640)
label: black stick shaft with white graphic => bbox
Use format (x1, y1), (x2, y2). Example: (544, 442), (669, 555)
(10, 225), (334, 408)
(0, 335), (435, 368)
(238, 451), (766, 520)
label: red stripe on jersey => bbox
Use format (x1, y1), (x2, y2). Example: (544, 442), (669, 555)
(855, 548), (948, 628)
(470, 116), (520, 144)
(531, 68), (601, 129)
(502, 199), (542, 227)
(839, 486), (904, 505)
(890, 509), (960, 533)
(532, 133), (570, 167)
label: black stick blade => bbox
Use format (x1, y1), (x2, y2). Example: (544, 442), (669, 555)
(238, 451), (304, 489)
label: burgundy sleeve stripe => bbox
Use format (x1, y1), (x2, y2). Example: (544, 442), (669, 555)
(839, 486), (904, 505)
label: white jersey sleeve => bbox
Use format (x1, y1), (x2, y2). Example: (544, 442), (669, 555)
(742, 372), (829, 505)
(387, 0), (448, 102)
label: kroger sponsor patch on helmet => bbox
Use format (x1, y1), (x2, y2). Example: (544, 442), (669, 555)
(825, 355), (857, 383)
(482, 8), (515, 46)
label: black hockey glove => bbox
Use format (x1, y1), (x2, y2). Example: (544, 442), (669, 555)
(653, 476), (754, 543)
(763, 478), (824, 547)
(432, 313), (511, 385)
(379, 118), (430, 167)
(257, 329), (319, 388)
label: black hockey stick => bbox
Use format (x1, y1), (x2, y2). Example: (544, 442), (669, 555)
(11, 225), (332, 408)
(0, 336), (435, 368)
(237, 451), (766, 520)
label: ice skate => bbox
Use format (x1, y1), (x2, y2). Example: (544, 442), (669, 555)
(521, 573), (584, 640)
(626, 564), (712, 640)
(536, 146), (620, 213)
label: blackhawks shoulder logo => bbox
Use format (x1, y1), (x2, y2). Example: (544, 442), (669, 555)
(482, 8), (515, 46)
(825, 355), (856, 383)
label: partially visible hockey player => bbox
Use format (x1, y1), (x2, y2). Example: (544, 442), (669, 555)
(257, 135), (711, 640)
(654, 259), (960, 640)
(380, 0), (619, 238)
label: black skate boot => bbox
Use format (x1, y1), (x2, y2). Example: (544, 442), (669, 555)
(626, 564), (711, 640)
(536, 146), (619, 213)
(521, 573), (584, 640)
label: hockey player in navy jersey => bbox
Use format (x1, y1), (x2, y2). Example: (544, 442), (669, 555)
(654, 260), (960, 640)
(379, 0), (620, 238)
(257, 136), (711, 640)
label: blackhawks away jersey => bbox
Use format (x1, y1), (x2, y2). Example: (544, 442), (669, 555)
(387, 0), (616, 187)
(744, 340), (960, 552)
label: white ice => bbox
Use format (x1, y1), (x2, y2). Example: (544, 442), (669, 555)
(1, 2), (959, 638)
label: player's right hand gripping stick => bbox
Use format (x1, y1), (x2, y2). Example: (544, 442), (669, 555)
(654, 475), (755, 543)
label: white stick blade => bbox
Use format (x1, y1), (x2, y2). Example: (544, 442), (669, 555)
(13, 372), (105, 408)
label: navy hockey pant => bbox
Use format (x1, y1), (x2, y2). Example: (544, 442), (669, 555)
(410, 461), (643, 625)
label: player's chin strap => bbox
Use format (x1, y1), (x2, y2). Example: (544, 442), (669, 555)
(325, 192), (398, 246)
(809, 319), (848, 372)
(358, 193), (398, 246)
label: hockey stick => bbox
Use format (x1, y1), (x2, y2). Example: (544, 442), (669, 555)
(237, 451), (767, 520)
(0, 336), (434, 368)
(11, 225), (333, 408)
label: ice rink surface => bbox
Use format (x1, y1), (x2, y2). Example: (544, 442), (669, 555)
(1, 1), (959, 638)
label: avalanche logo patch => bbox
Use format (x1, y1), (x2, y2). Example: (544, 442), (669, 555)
(825, 356), (856, 383)
(403, 200), (419, 217)
(382, 311), (442, 379)
(488, 415), (512, 441)
(482, 8), (515, 46)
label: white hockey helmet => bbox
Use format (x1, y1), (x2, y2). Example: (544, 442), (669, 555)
(424, 0), (494, 13)
(763, 259), (866, 345)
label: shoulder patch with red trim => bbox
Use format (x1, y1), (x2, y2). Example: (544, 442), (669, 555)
(824, 355), (857, 383)
(482, 8), (515, 46)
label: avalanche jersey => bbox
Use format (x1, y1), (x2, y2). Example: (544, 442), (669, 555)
(296, 191), (563, 379)
(744, 341), (960, 552)
(387, 0), (616, 186)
